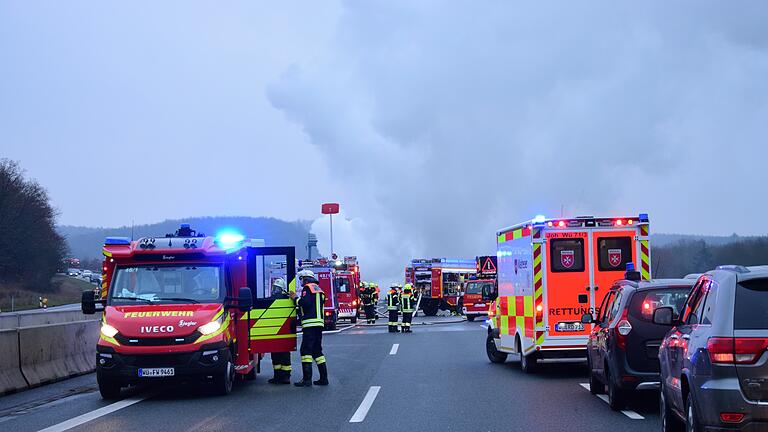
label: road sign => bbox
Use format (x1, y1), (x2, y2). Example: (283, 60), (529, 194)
(322, 203), (340, 214)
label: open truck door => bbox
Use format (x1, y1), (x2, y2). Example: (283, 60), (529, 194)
(237, 246), (297, 373)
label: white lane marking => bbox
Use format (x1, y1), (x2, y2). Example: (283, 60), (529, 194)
(621, 410), (645, 420)
(389, 343), (399, 355)
(349, 386), (381, 423)
(37, 394), (150, 432)
(579, 383), (645, 420)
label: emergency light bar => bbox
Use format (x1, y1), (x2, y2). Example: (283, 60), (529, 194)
(105, 237), (131, 246)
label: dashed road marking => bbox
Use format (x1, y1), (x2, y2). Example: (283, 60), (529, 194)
(389, 343), (399, 355)
(37, 394), (150, 432)
(579, 383), (645, 420)
(349, 386), (381, 423)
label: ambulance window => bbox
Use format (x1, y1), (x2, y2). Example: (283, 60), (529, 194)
(550, 239), (585, 272)
(597, 237), (632, 271)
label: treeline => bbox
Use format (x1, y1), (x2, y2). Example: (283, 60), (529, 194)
(653, 238), (768, 278)
(0, 160), (67, 290)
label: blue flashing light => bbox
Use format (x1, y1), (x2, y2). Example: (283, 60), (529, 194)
(638, 213), (649, 222)
(625, 262), (636, 271)
(105, 236), (131, 245)
(216, 232), (245, 249)
(532, 215), (546, 224)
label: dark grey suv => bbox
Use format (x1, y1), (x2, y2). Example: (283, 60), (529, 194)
(656, 265), (768, 432)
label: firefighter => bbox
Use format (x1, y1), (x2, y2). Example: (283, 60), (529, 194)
(371, 283), (380, 322)
(400, 283), (415, 333)
(268, 278), (292, 384)
(361, 283), (376, 324)
(386, 284), (400, 333)
(289, 269), (328, 387)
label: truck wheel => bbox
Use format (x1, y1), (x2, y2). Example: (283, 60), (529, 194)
(486, 334), (508, 363)
(467, 315), (476, 322)
(518, 337), (538, 374)
(350, 316), (358, 324)
(423, 303), (438, 316)
(213, 352), (235, 396)
(97, 375), (122, 400)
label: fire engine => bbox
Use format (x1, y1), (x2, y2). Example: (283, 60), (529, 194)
(459, 256), (498, 322)
(485, 214), (651, 373)
(82, 224), (298, 399)
(297, 255), (362, 328)
(406, 258), (476, 316)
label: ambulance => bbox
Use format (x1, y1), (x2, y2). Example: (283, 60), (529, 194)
(406, 258), (476, 316)
(485, 214), (651, 372)
(82, 224), (298, 398)
(460, 256), (498, 321)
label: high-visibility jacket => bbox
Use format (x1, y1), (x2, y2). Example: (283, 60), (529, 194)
(386, 290), (399, 311)
(400, 293), (414, 313)
(297, 282), (325, 328)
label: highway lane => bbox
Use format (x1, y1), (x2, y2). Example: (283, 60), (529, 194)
(1, 320), (661, 432)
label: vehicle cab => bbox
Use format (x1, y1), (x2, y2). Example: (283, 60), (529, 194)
(461, 256), (498, 322)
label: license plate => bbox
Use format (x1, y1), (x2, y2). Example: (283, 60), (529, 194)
(555, 322), (584, 332)
(138, 368), (175, 377)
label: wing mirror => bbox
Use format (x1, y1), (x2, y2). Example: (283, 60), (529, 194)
(653, 306), (674, 326)
(81, 290), (96, 314)
(238, 287), (253, 311)
(580, 313), (595, 324)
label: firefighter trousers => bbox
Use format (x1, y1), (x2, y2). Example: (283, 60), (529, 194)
(270, 352), (292, 373)
(364, 304), (375, 323)
(300, 327), (325, 365)
(388, 309), (399, 332)
(402, 312), (413, 332)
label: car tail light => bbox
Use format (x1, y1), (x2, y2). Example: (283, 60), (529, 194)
(720, 413), (745, 423)
(708, 337), (768, 365)
(615, 309), (631, 349)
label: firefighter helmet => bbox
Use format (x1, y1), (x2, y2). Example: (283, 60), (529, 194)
(272, 278), (286, 291)
(297, 269), (317, 282)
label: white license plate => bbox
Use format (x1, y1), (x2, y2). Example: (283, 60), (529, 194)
(138, 368), (175, 377)
(555, 322), (584, 332)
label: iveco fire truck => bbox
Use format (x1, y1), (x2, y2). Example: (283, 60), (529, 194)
(460, 256), (498, 322)
(406, 258), (476, 316)
(485, 214), (651, 373)
(82, 224), (297, 399)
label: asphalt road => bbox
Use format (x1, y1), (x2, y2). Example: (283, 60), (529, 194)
(0, 319), (661, 432)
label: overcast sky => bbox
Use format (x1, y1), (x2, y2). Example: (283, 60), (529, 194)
(2, 1), (767, 281)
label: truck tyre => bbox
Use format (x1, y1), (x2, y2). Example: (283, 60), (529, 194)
(213, 351), (235, 396)
(606, 366), (627, 411)
(97, 375), (122, 400)
(518, 337), (538, 374)
(486, 333), (508, 363)
(661, 383), (684, 432)
(423, 303), (438, 316)
(467, 315), (476, 322)
(350, 316), (358, 324)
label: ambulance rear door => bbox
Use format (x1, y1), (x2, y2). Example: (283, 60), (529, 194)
(590, 227), (638, 316)
(544, 229), (593, 342)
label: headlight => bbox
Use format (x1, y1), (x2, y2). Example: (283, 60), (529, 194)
(101, 324), (119, 338)
(198, 317), (222, 335)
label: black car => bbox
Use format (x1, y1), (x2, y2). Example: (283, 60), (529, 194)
(657, 265), (768, 432)
(583, 278), (693, 410)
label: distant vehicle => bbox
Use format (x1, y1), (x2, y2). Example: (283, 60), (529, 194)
(459, 256), (497, 322)
(657, 265), (768, 432)
(89, 273), (102, 284)
(67, 268), (81, 276)
(405, 258), (476, 316)
(81, 270), (93, 279)
(583, 278), (693, 410)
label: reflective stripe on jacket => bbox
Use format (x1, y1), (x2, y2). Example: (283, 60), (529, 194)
(297, 282), (325, 328)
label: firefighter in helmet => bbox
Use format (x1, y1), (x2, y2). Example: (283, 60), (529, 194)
(268, 278), (292, 384)
(361, 282), (376, 324)
(289, 269), (328, 386)
(400, 283), (415, 333)
(386, 284), (400, 332)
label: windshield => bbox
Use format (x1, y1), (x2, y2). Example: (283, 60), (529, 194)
(109, 264), (224, 305)
(465, 281), (492, 295)
(334, 276), (351, 293)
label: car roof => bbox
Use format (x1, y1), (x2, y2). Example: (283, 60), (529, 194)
(707, 265), (768, 283)
(613, 278), (695, 291)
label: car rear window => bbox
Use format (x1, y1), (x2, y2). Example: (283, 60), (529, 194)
(630, 287), (690, 322)
(735, 278), (768, 330)
(550, 239), (585, 273)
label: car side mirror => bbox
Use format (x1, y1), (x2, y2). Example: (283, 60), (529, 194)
(81, 290), (96, 315)
(238, 287), (253, 311)
(580, 313), (594, 324)
(653, 306), (674, 326)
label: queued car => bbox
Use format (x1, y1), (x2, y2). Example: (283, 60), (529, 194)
(583, 278), (693, 410)
(657, 265), (768, 432)
(67, 268), (81, 276)
(81, 270), (93, 279)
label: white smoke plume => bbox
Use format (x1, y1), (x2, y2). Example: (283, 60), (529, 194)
(269, 2), (768, 283)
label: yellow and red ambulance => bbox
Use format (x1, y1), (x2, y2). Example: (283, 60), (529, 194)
(485, 214), (651, 372)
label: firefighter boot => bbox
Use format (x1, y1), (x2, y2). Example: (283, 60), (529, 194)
(294, 363), (313, 387)
(313, 363), (329, 386)
(269, 369), (291, 385)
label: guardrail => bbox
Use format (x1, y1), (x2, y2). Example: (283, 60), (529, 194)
(0, 310), (100, 395)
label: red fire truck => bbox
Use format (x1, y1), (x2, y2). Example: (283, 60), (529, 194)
(297, 255), (362, 328)
(82, 224), (298, 399)
(459, 256), (498, 322)
(406, 258), (476, 316)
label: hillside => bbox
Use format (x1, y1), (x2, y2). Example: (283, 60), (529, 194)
(58, 216), (313, 261)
